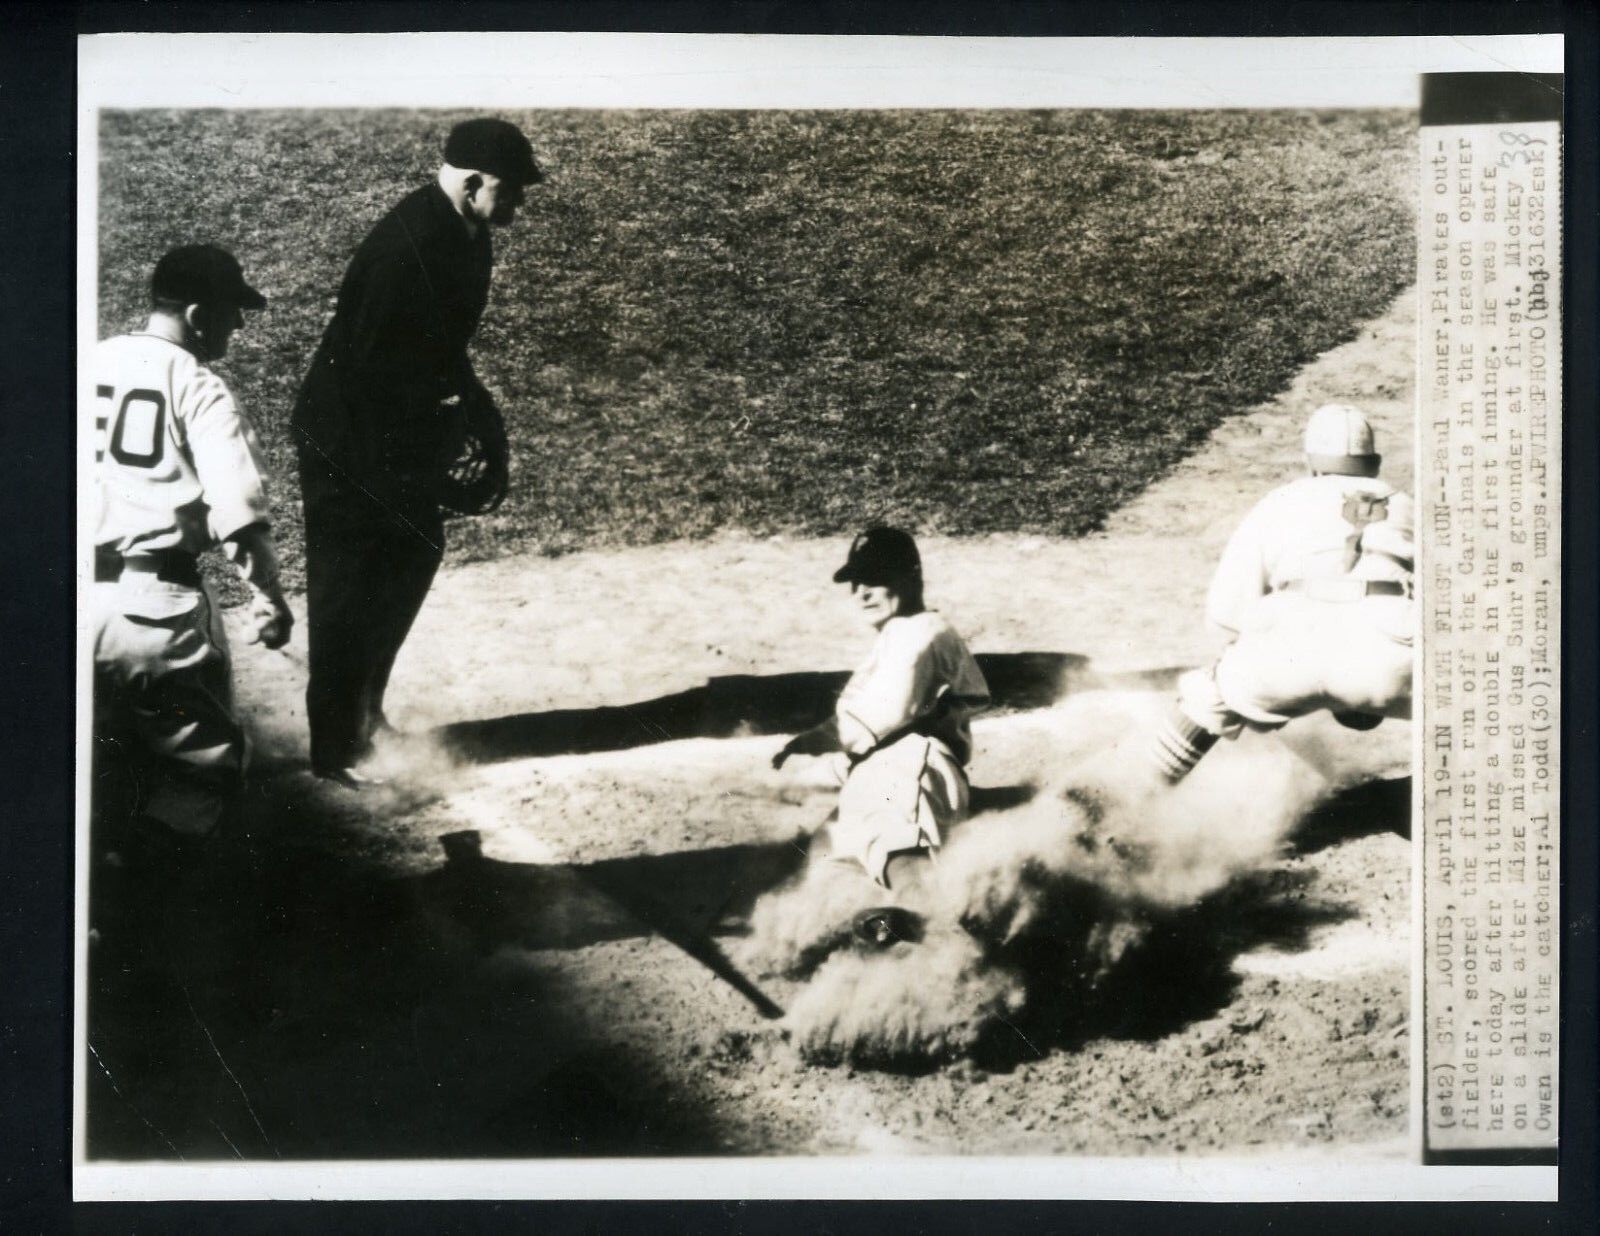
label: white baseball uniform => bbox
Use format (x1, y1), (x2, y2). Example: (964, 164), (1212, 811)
(825, 611), (991, 885)
(1177, 473), (1415, 738)
(92, 332), (274, 836)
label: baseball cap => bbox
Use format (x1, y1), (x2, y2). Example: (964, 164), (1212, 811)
(833, 526), (923, 586)
(151, 244), (267, 311)
(444, 117), (544, 186)
(1303, 403), (1380, 476)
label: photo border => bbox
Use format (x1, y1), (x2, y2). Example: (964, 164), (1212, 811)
(4, 0), (1593, 1228)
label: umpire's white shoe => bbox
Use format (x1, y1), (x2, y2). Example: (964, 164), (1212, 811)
(313, 765), (387, 790)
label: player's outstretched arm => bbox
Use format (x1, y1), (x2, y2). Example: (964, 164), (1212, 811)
(772, 718), (841, 769)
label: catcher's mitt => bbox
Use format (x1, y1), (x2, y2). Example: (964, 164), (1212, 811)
(437, 387), (510, 517)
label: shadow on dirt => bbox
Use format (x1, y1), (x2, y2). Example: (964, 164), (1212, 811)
(963, 864), (1359, 1074)
(85, 735), (1390, 1155)
(415, 828), (805, 1017)
(1289, 775), (1411, 855)
(434, 652), (1191, 764)
(84, 799), (807, 1161)
(969, 783), (1039, 815)
(954, 775), (1410, 1073)
(81, 720), (1149, 1160)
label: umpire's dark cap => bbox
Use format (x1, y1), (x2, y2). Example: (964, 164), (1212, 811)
(152, 244), (267, 311)
(445, 117), (543, 186)
(833, 526), (923, 586)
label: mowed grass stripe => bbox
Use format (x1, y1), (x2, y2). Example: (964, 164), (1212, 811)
(96, 109), (1414, 589)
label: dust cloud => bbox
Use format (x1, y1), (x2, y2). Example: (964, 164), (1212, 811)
(765, 690), (1334, 1067)
(787, 927), (1028, 1068)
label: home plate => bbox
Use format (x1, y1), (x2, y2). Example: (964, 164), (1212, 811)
(1233, 919), (1407, 981)
(477, 826), (564, 865)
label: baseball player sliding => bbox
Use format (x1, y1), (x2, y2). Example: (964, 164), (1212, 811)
(1148, 403), (1416, 783)
(773, 527), (992, 903)
(92, 244), (293, 858)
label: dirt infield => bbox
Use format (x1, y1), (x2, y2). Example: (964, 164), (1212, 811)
(87, 289), (1415, 1160)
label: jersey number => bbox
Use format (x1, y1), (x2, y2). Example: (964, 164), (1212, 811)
(97, 388), (167, 468)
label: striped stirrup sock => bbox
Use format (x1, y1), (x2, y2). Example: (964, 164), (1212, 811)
(1150, 710), (1220, 783)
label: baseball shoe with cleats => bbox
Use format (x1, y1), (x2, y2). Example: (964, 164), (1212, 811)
(851, 906), (926, 951)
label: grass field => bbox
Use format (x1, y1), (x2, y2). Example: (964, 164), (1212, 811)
(97, 109), (1415, 586)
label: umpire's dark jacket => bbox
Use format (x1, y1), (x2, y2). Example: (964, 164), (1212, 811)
(293, 182), (492, 509)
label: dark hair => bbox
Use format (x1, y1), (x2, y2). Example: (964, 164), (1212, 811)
(883, 570), (925, 615)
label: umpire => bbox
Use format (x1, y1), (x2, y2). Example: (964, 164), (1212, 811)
(292, 117), (542, 786)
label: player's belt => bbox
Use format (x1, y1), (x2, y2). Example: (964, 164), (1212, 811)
(94, 547), (202, 588)
(1279, 578), (1411, 601)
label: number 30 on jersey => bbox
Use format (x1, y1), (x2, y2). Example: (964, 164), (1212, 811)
(95, 385), (167, 468)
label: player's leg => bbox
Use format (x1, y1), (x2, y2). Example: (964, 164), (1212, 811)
(90, 589), (143, 836)
(838, 741), (969, 948)
(833, 738), (951, 884)
(1314, 615), (1414, 724)
(302, 484), (388, 779)
(96, 577), (247, 842)
(92, 572), (277, 1081)
(1151, 594), (1412, 784)
(360, 511), (445, 751)
(1215, 596), (1413, 724)
(1148, 668), (1233, 782)
(88, 630), (153, 965)
(304, 547), (370, 773)
(1147, 594), (1315, 784)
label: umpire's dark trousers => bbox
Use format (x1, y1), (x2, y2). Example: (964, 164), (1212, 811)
(300, 455), (444, 773)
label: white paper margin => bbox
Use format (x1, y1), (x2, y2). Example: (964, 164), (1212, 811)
(74, 30), (1565, 1204)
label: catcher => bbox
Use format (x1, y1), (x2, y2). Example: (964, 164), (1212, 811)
(772, 527), (991, 908)
(1148, 403), (1416, 783)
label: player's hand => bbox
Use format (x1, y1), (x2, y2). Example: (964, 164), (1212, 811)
(771, 720), (841, 769)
